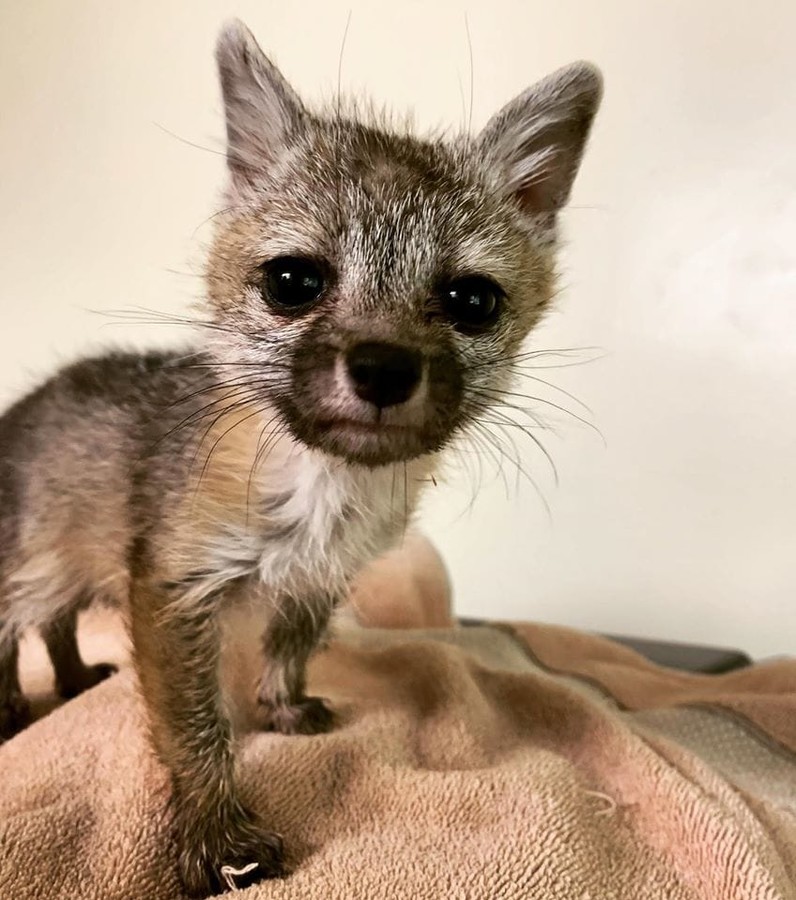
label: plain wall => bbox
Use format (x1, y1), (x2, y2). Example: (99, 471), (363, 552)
(1, 1), (794, 657)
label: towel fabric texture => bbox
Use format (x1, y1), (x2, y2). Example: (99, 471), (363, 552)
(1, 557), (794, 899)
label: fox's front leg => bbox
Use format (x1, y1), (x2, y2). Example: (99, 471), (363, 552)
(255, 593), (337, 735)
(130, 577), (283, 897)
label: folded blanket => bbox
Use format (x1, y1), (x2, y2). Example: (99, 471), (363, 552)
(1, 553), (795, 899)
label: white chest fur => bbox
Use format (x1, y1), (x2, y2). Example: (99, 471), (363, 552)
(203, 441), (435, 605)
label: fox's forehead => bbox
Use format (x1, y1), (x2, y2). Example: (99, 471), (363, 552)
(214, 19), (602, 295)
(245, 137), (527, 289)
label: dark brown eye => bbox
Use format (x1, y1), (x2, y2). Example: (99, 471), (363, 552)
(262, 257), (325, 311)
(441, 276), (503, 333)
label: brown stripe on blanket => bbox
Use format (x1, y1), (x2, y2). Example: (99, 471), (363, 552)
(505, 621), (796, 753)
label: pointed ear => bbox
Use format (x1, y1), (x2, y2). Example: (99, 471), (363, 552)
(215, 20), (306, 191)
(478, 62), (602, 216)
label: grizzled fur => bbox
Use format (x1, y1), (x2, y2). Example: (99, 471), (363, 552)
(0, 19), (601, 897)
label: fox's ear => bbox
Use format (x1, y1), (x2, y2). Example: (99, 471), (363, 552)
(478, 62), (602, 216)
(215, 20), (306, 191)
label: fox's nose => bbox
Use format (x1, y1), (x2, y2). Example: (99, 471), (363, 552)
(345, 342), (422, 408)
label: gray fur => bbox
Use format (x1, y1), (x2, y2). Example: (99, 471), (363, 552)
(216, 20), (306, 194)
(479, 61), (603, 214)
(0, 19), (601, 896)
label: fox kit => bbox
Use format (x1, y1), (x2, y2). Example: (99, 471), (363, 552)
(0, 19), (601, 896)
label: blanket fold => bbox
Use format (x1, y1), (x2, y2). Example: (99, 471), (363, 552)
(1, 609), (795, 899)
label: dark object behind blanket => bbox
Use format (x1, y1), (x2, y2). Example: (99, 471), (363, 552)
(604, 634), (752, 674)
(459, 619), (752, 674)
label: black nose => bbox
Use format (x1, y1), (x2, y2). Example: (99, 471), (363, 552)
(345, 342), (422, 409)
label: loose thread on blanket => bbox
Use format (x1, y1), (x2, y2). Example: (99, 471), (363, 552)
(220, 861), (260, 891)
(583, 789), (618, 818)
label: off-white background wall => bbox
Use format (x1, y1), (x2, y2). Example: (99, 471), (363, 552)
(1, 1), (794, 657)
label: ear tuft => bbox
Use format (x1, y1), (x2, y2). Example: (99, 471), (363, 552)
(215, 19), (305, 190)
(479, 61), (603, 216)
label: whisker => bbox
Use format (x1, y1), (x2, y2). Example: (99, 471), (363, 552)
(164, 376), (274, 410)
(470, 346), (604, 371)
(93, 307), (241, 336)
(403, 461), (408, 534)
(164, 267), (203, 280)
(180, 403), (260, 469)
(509, 356), (606, 371)
(191, 205), (250, 239)
(479, 410), (559, 485)
(194, 405), (268, 496)
(470, 421), (516, 502)
(504, 377), (592, 414)
(470, 420), (552, 520)
(151, 387), (263, 456)
(187, 392), (267, 471)
(470, 386), (602, 439)
(247, 417), (272, 524)
(487, 401), (561, 437)
(334, 12), (352, 237)
(153, 122), (227, 159)
(171, 361), (293, 371)
(252, 413), (291, 475)
(463, 392), (552, 431)
(246, 411), (287, 520)
(465, 422), (511, 502)
(390, 462), (397, 523)
(456, 73), (467, 133)
(465, 14), (474, 140)
(463, 426), (494, 506)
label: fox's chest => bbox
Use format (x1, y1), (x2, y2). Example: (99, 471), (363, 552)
(195, 451), (417, 603)
(254, 479), (403, 598)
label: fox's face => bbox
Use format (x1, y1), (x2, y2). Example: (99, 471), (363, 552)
(205, 23), (601, 467)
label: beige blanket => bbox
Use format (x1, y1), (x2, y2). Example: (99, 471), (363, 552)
(1, 544), (795, 899)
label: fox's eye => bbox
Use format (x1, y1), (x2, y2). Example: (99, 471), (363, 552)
(262, 257), (325, 312)
(441, 276), (503, 333)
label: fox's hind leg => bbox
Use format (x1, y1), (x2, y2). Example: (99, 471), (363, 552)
(0, 626), (29, 741)
(41, 602), (117, 700)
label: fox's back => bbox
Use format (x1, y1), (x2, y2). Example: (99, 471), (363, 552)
(0, 350), (207, 629)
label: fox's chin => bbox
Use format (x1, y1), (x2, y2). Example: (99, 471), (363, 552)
(277, 405), (452, 468)
(313, 420), (430, 467)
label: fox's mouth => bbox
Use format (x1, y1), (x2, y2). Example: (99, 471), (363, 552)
(296, 416), (432, 466)
(318, 419), (414, 435)
(274, 398), (450, 467)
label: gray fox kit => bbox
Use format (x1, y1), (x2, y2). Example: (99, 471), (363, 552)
(0, 19), (601, 895)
